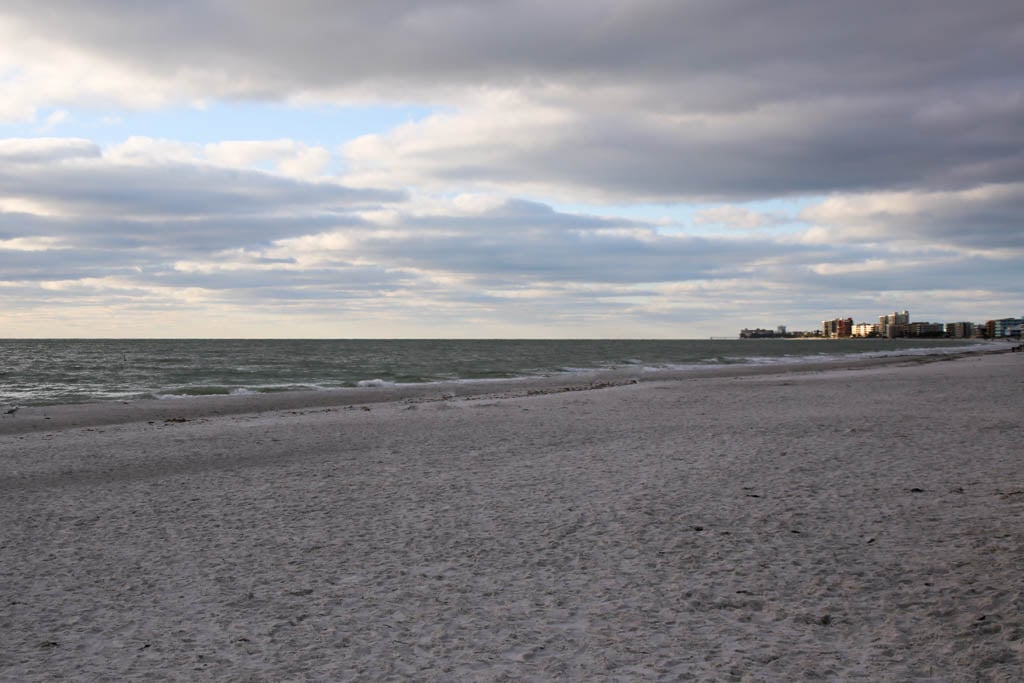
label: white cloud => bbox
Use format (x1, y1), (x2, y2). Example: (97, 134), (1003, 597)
(0, 196), (63, 216)
(808, 259), (894, 276)
(693, 206), (775, 230)
(341, 91), (573, 193)
(0, 236), (65, 251)
(799, 183), (1024, 249)
(0, 137), (99, 163)
(106, 137), (202, 165)
(277, 146), (332, 179)
(0, 15), (189, 123)
(40, 109), (70, 131)
(206, 140), (307, 172)
(98, 137), (334, 179)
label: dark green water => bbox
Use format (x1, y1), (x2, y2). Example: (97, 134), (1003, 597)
(0, 338), (991, 405)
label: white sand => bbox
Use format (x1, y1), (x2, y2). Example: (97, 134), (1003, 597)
(1, 351), (1022, 681)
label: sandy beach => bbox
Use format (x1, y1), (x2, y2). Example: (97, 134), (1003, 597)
(1, 350), (1022, 681)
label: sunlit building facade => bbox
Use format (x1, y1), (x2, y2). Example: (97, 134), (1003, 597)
(822, 317), (853, 338)
(879, 310), (910, 338)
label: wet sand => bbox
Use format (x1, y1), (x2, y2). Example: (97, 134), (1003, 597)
(2, 350), (1022, 680)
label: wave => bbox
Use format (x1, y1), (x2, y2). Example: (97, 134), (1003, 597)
(0, 338), (1000, 406)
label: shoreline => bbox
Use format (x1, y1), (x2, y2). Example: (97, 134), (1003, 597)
(0, 346), (1006, 437)
(2, 348), (1022, 679)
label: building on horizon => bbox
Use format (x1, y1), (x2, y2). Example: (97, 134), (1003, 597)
(986, 317), (1024, 339)
(852, 322), (879, 337)
(740, 312), (1022, 340)
(738, 326), (819, 338)
(739, 326), (792, 338)
(822, 317), (853, 338)
(879, 310), (910, 338)
(909, 322), (944, 337)
(946, 322), (974, 338)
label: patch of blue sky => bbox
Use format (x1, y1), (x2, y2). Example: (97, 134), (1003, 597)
(2, 101), (441, 148)
(551, 197), (819, 236)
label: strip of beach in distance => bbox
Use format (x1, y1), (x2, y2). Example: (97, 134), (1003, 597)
(2, 347), (1022, 679)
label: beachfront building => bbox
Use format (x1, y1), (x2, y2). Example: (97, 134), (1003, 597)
(986, 317), (1024, 339)
(738, 325), (806, 338)
(822, 317), (853, 338)
(879, 310), (910, 338)
(739, 327), (777, 338)
(852, 323), (879, 337)
(946, 322), (974, 338)
(909, 322), (945, 337)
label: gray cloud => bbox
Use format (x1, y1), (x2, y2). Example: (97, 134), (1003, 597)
(3, 1), (1021, 201)
(0, 138), (100, 164)
(1, 154), (1017, 307)
(1, 210), (363, 255)
(800, 183), (1024, 249)
(4, 1), (1018, 98)
(347, 90), (1024, 201)
(354, 227), (778, 284)
(0, 162), (402, 218)
(404, 199), (648, 232)
(1, 1), (1021, 333)
(2, 188), (1018, 332)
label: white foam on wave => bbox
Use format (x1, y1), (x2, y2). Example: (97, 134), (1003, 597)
(555, 366), (603, 374)
(813, 341), (998, 364)
(633, 341), (998, 375)
(153, 382), (335, 400)
(356, 378), (400, 388)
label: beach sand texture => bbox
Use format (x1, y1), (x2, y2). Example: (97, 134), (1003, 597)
(1, 352), (1022, 681)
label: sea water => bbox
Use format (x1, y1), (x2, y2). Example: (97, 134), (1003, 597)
(0, 338), (992, 406)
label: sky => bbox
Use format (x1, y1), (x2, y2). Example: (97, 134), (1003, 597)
(1, 0), (1022, 338)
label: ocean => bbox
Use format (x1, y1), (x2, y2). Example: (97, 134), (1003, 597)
(0, 338), (992, 406)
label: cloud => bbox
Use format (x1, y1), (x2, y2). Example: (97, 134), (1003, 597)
(205, 140), (332, 179)
(0, 173), (1018, 335)
(0, 144), (807, 332)
(2, 1), (1020, 201)
(0, 138), (100, 164)
(0, 140), (407, 301)
(3, 2), (1018, 101)
(0, 235), (65, 251)
(39, 109), (70, 131)
(0, 138), (403, 224)
(800, 183), (1024, 250)
(339, 87), (1024, 202)
(105, 137), (336, 182)
(0, 2), (1021, 334)
(693, 206), (776, 230)
(1, 136), (1018, 333)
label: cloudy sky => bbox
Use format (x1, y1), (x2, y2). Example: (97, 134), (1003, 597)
(1, 1), (1021, 338)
